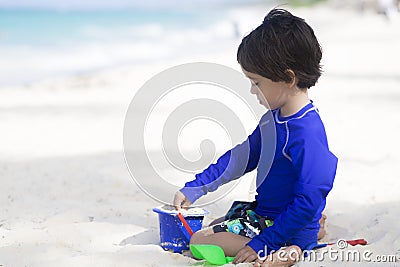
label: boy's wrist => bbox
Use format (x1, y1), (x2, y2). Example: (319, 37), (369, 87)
(247, 237), (270, 258)
(179, 186), (204, 204)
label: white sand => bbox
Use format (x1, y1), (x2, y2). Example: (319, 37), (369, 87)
(1, 3), (400, 267)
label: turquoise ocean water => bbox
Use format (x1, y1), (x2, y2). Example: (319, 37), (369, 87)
(0, 7), (233, 86)
(0, 9), (219, 46)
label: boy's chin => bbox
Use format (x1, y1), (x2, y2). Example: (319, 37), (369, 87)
(259, 101), (269, 109)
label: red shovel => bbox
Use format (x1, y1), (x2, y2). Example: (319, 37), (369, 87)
(329, 238), (367, 246)
(314, 238), (368, 249)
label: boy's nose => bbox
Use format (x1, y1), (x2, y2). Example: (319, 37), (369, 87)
(250, 85), (257, 94)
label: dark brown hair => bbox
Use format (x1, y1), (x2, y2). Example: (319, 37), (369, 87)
(237, 8), (322, 89)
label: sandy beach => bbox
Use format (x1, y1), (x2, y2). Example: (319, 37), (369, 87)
(1, 2), (400, 266)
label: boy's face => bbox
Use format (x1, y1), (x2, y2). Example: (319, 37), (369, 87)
(241, 67), (291, 110)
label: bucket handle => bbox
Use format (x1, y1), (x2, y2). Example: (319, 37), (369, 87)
(178, 212), (194, 239)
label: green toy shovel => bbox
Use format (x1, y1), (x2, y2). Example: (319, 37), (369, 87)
(190, 244), (235, 265)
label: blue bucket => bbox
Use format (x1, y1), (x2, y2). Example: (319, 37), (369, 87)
(153, 206), (209, 253)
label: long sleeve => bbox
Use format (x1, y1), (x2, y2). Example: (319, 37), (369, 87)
(247, 125), (338, 255)
(180, 125), (262, 204)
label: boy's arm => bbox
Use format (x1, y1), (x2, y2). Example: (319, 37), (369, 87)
(247, 129), (338, 255)
(180, 125), (262, 204)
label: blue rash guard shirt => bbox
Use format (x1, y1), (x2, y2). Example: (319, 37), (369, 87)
(180, 102), (338, 254)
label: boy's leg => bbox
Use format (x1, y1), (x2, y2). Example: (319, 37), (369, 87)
(190, 227), (251, 257)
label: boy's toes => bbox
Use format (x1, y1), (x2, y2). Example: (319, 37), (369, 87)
(319, 214), (327, 226)
(318, 227), (326, 240)
(318, 214), (327, 240)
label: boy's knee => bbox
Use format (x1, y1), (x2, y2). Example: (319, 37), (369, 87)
(189, 227), (214, 245)
(189, 232), (200, 245)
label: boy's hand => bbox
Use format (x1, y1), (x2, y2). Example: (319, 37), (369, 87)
(233, 245), (258, 264)
(173, 191), (192, 210)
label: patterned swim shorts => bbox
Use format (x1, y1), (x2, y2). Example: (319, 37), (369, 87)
(212, 201), (274, 238)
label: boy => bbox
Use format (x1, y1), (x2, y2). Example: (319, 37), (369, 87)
(173, 8), (337, 266)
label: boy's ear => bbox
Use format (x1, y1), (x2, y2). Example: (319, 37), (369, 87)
(285, 69), (296, 87)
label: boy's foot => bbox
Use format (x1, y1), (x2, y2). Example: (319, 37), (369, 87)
(255, 245), (302, 267)
(317, 214), (327, 240)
